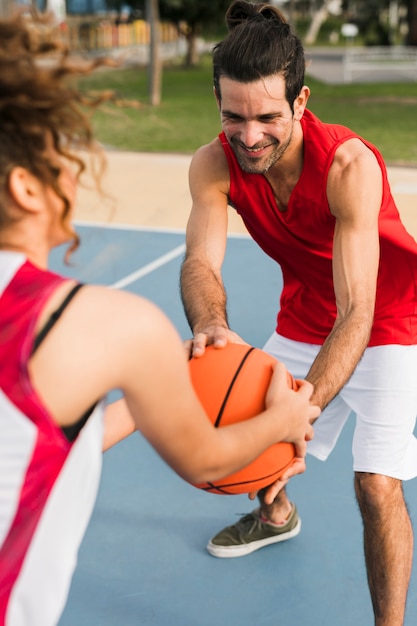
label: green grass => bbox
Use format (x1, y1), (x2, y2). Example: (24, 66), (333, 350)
(306, 78), (417, 164)
(78, 58), (417, 164)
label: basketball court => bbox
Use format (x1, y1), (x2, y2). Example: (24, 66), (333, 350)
(55, 151), (417, 626)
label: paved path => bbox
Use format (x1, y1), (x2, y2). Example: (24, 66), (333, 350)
(76, 149), (417, 238)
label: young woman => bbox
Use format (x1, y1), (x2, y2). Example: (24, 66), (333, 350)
(0, 12), (319, 626)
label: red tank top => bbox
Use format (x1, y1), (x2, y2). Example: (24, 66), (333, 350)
(220, 109), (417, 346)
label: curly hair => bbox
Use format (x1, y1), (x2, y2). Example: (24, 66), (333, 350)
(213, 1), (305, 111)
(0, 11), (112, 255)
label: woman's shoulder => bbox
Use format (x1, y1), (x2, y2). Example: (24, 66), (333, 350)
(71, 284), (173, 335)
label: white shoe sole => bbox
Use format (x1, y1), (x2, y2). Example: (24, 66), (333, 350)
(206, 518), (302, 558)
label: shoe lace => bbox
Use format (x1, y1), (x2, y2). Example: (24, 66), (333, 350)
(235, 512), (262, 537)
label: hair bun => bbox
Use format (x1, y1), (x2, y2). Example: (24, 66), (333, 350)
(226, 1), (286, 31)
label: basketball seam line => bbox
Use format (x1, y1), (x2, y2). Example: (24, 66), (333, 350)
(202, 465), (287, 493)
(214, 346), (255, 428)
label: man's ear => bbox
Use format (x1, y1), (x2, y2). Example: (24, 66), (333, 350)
(8, 167), (45, 214)
(293, 85), (310, 121)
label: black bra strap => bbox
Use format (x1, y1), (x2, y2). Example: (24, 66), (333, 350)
(32, 283), (84, 355)
(30, 281), (96, 442)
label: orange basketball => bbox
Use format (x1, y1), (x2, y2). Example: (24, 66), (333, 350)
(188, 343), (297, 495)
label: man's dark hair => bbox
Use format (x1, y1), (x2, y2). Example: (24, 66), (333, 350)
(213, 1), (305, 110)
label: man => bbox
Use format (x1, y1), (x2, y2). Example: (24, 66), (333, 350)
(180, 2), (417, 625)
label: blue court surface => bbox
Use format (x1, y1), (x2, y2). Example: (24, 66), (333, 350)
(51, 223), (417, 626)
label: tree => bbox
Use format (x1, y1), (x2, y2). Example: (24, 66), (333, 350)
(340, 0), (414, 45)
(159, 0), (230, 66)
(304, 0), (342, 45)
(407, 0), (417, 44)
(146, 0), (162, 106)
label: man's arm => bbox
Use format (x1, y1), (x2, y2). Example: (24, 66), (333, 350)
(261, 139), (383, 504)
(305, 138), (382, 410)
(180, 140), (247, 356)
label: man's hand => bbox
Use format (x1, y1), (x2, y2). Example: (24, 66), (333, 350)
(247, 369), (319, 505)
(248, 457), (307, 504)
(184, 326), (248, 358)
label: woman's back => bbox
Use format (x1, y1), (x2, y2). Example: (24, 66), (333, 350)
(0, 254), (104, 626)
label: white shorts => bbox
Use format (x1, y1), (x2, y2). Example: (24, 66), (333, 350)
(263, 333), (417, 480)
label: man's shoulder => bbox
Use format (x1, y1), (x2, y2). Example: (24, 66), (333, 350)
(189, 137), (230, 193)
(194, 136), (224, 158)
(191, 136), (228, 171)
(303, 108), (354, 136)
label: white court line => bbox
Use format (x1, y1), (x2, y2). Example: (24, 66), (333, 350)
(73, 221), (249, 289)
(110, 243), (186, 289)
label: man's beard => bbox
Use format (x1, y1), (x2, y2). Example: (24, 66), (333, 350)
(229, 125), (294, 174)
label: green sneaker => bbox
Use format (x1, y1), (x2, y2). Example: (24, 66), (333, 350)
(206, 505), (301, 558)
